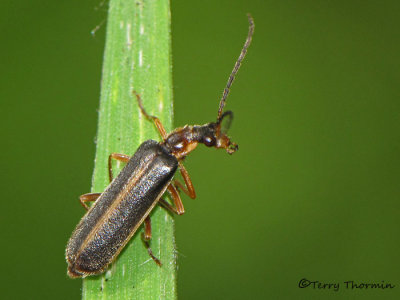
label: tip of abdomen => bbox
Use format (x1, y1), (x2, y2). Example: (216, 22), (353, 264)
(67, 264), (84, 278)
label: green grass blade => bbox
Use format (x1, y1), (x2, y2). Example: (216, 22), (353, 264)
(82, 0), (176, 299)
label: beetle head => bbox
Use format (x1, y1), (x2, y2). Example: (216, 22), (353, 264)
(197, 111), (238, 154)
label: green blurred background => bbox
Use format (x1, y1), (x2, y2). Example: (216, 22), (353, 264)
(1, 0), (399, 299)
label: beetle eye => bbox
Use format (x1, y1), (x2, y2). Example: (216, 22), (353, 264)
(203, 136), (215, 147)
(174, 142), (184, 151)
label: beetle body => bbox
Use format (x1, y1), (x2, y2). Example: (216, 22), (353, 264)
(66, 140), (177, 278)
(66, 14), (254, 278)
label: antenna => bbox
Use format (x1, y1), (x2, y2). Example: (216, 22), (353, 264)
(217, 14), (255, 123)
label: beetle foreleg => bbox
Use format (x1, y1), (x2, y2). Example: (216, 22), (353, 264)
(141, 217), (162, 266)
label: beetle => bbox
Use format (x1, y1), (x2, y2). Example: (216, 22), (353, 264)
(66, 14), (254, 278)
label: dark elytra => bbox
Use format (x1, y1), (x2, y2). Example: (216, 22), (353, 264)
(66, 141), (177, 277)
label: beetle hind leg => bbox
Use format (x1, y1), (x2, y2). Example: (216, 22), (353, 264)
(141, 216), (162, 266)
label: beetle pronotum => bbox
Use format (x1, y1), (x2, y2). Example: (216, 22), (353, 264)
(66, 14), (254, 278)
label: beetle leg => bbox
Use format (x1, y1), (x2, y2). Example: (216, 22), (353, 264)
(79, 193), (101, 210)
(158, 183), (185, 215)
(134, 91), (167, 140)
(143, 216), (152, 241)
(173, 162), (196, 199)
(141, 217), (162, 266)
(108, 153), (130, 182)
(168, 184), (185, 214)
(151, 117), (167, 140)
(158, 199), (176, 214)
(80, 152), (129, 211)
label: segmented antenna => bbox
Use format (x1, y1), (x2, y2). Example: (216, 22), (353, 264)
(217, 14), (255, 123)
